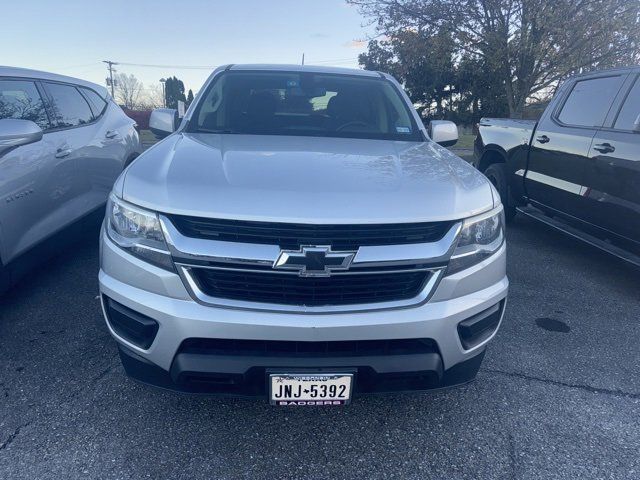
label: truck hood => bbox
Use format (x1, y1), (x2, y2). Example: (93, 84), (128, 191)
(121, 133), (494, 223)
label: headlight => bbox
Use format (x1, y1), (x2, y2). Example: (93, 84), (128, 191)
(105, 194), (174, 271)
(447, 205), (505, 275)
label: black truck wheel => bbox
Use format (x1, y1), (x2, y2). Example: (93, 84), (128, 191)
(0, 261), (9, 295)
(483, 163), (516, 222)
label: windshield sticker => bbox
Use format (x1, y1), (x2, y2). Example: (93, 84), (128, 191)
(396, 126), (411, 134)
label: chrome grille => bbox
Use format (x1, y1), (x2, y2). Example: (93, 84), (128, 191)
(189, 267), (432, 307)
(161, 215), (460, 312)
(167, 215), (455, 249)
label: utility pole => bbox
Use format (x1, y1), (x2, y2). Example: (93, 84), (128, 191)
(301, 53), (305, 66)
(160, 78), (167, 108)
(102, 60), (118, 98)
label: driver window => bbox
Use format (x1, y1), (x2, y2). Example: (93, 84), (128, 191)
(0, 79), (50, 130)
(614, 77), (640, 131)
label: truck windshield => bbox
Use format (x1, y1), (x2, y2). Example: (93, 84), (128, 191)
(188, 71), (423, 141)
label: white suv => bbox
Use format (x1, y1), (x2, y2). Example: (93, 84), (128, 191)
(0, 66), (142, 292)
(99, 65), (507, 405)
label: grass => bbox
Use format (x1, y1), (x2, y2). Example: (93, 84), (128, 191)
(139, 129), (158, 145)
(452, 133), (475, 149)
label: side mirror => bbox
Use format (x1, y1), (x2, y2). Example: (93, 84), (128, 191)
(0, 119), (43, 149)
(429, 120), (458, 147)
(149, 108), (178, 139)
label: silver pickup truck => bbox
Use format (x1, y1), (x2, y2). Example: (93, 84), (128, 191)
(99, 64), (508, 405)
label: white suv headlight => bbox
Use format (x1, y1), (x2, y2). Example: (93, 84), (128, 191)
(106, 194), (174, 271)
(447, 205), (505, 275)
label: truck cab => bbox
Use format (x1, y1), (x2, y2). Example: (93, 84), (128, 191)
(475, 66), (640, 265)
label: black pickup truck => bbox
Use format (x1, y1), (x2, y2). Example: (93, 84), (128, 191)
(474, 66), (640, 266)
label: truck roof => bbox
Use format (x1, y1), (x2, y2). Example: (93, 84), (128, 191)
(567, 65), (640, 80)
(0, 65), (109, 97)
(227, 64), (381, 77)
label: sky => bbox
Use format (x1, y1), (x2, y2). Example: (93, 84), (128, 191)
(1, 0), (373, 95)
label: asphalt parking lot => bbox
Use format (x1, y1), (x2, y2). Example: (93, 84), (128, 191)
(1, 215), (639, 480)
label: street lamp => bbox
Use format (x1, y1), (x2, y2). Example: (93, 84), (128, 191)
(159, 78), (166, 108)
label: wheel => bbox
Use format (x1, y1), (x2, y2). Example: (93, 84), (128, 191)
(124, 154), (138, 169)
(0, 261), (9, 296)
(483, 163), (516, 222)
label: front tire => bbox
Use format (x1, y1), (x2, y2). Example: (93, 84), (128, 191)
(483, 163), (516, 222)
(0, 261), (9, 295)
(124, 154), (138, 169)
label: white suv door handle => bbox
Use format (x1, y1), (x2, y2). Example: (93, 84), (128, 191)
(55, 148), (72, 158)
(105, 130), (119, 139)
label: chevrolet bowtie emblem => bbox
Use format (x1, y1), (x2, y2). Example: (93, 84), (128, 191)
(273, 246), (356, 277)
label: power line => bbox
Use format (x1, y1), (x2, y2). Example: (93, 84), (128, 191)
(308, 57), (360, 64)
(109, 57), (361, 70)
(117, 61), (217, 70)
(57, 62), (101, 70)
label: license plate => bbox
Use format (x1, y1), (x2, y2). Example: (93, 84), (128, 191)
(269, 373), (353, 406)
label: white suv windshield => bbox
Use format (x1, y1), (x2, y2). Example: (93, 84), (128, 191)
(189, 71), (423, 141)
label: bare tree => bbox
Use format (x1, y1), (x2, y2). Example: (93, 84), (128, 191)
(349, 0), (640, 117)
(137, 84), (164, 110)
(114, 73), (144, 110)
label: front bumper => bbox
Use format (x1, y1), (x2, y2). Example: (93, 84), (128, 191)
(115, 341), (488, 397)
(99, 230), (508, 397)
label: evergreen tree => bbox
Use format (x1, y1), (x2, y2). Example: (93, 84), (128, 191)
(164, 76), (186, 109)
